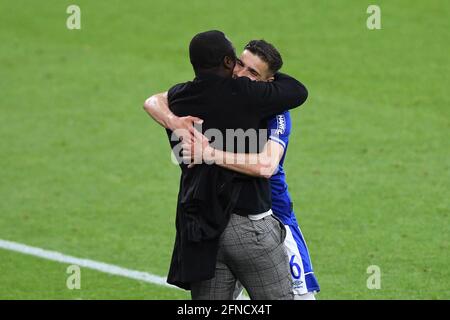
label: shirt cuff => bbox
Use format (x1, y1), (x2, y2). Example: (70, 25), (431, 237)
(269, 136), (286, 149)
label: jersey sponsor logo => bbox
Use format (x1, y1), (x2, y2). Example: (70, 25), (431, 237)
(293, 279), (305, 290)
(275, 114), (286, 135)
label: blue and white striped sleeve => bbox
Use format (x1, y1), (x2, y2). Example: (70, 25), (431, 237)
(267, 112), (291, 149)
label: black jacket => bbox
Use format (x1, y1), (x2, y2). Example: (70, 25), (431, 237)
(165, 73), (308, 289)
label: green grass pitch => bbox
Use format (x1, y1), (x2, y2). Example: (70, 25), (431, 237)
(0, 0), (449, 299)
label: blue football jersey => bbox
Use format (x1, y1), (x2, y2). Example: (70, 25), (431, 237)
(267, 111), (320, 293)
(267, 111), (296, 225)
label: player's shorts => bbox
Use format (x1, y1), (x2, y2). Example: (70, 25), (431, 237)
(283, 222), (320, 295)
(233, 217), (320, 299)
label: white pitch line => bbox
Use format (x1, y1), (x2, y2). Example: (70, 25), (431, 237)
(0, 238), (179, 290)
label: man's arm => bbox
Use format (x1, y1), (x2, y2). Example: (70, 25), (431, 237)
(183, 129), (284, 179)
(143, 92), (203, 138)
(143, 92), (172, 129)
(211, 140), (284, 179)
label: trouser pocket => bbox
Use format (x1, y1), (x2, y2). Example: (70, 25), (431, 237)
(269, 214), (286, 244)
(252, 215), (286, 246)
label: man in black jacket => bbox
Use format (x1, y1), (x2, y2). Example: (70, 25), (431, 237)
(144, 30), (308, 299)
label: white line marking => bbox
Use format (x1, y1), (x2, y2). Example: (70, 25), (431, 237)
(0, 238), (179, 290)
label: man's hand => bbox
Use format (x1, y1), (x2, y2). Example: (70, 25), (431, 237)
(143, 91), (203, 143)
(181, 129), (214, 168)
(169, 115), (204, 143)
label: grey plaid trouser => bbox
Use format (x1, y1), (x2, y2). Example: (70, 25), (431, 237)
(191, 214), (293, 300)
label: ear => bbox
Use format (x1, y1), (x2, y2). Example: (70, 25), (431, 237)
(223, 56), (236, 70)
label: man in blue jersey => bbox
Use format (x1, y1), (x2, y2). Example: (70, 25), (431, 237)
(144, 40), (319, 299)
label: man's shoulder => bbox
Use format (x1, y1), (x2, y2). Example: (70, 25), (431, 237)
(227, 76), (268, 104)
(232, 76), (262, 91)
(168, 76), (258, 97)
(167, 81), (192, 101)
(268, 111), (291, 131)
(268, 111), (292, 146)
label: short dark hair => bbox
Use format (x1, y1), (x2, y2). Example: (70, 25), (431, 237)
(244, 40), (283, 75)
(189, 30), (236, 72)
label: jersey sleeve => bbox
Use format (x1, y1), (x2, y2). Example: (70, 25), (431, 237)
(267, 111), (291, 149)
